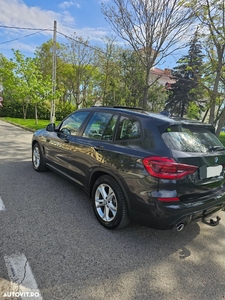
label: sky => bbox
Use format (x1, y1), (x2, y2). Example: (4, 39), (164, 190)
(0, 1), (113, 55)
(0, 0), (180, 69)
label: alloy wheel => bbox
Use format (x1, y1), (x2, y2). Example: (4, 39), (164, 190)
(33, 145), (40, 169)
(95, 183), (118, 222)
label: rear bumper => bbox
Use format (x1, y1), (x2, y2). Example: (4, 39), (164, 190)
(129, 195), (225, 230)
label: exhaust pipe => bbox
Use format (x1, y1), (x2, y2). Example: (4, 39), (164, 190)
(175, 223), (185, 232)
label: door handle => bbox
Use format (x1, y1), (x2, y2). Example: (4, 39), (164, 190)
(94, 146), (104, 152)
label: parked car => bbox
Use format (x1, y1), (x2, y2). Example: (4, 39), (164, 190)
(32, 106), (225, 231)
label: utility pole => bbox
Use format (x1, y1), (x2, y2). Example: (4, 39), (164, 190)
(50, 20), (57, 123)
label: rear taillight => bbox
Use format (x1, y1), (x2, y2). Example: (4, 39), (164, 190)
(142, 156), (198, 180)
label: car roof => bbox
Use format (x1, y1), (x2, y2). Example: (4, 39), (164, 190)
(81, 106), (212, 128)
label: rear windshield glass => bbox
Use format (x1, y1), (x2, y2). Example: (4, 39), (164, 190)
(162, 125), (224, 153)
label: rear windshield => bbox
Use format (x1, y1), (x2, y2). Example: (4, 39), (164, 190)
(162, 125), (225, 153)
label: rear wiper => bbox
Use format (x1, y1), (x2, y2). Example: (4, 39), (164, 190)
(209, 146), (225, 152)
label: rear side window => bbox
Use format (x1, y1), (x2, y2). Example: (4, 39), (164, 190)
(116, 116), (141, 140)
(102, 115), (118, 141)
(162, 125), (224, 153)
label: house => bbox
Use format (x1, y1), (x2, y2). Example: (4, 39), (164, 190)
(149, 67), (176, 88)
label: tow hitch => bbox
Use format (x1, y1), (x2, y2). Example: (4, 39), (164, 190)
(202, 216), (221, 227)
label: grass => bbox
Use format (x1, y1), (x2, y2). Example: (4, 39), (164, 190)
(0, 117), (53, 131)
(1, 117), (225, 147)
(219, 132), (225, 146)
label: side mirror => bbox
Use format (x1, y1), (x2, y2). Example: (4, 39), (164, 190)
(46, 123), (55, 132)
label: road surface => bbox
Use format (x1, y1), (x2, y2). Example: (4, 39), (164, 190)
(0, 119), (225, 300)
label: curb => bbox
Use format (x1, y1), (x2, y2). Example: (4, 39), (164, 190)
(0, 119), (35, 132)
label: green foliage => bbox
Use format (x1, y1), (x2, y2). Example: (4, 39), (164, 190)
(147, 83), (170, 112)
(2, 1), (225, 131)
(186, 102), (201, 119)
(0, 117), (53, 131)
(219, 132), (225, 146)
(96, 38), (124, 107)
(116, 49), (145, 107)
(190, 0), (225, 132)
(55, 101), (76, 121)
(0, 51), (52, 122)
(63, 35), (100, 108)
(0, 98), (50, 119)
(0, 97), (76, 121)
(0, 34), (188, 119)
(165, 29), (204, 117)
(0, 98), (23, 118)
(35, 39), (66, 81)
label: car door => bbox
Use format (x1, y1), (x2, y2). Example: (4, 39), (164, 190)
(44, 110), (90, 174)
(65, 111), (115, 189)
(99, 114), (144, 178)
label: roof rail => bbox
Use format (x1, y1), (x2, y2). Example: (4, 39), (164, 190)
(113, 106), (144, 110)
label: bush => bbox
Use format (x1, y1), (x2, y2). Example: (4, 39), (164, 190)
(55, 101), (77, 121)
(0, 99), (24, 118)
(0, 98), (77, 121)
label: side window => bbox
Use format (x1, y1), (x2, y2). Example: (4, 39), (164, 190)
(83, 112), (113, 140)
(116, 116), (141, 140)
(102, 115), (118, 141)
(60, 111), (89, 136)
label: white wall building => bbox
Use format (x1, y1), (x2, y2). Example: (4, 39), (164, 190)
(149, 67), (176, 88)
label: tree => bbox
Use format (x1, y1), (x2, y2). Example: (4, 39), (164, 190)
(165, 30), (204, 117)
(14, 51), (53, 123)
(96, 37), (122, 107)
(35, 39), (67, 102)
(118, 49), (146, 107)
(94, 37), (145, 107)
(0, 55), (19, 112)
(0, 50), (52, 123)
(190, 0), (225, 135)
(187, 101), (201, 119)
(64, 35), (99, 108)
(102, 0), (195, 107)
(35, 39), (66, 79)
(148, 82), (170, 112)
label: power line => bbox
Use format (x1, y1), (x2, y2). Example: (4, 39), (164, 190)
(0, 25), (106, 54)
(0, 24), (106, 55)
(56, 30), (106, 54)
(0, 31), (43, 45)
(0, 25), (52, 31)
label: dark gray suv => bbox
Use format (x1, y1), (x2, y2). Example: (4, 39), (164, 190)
(32, 106), (225, 231)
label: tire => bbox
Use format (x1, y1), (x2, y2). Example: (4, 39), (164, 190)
(92, 175), (129, 229)
(32, 142), (47, 172)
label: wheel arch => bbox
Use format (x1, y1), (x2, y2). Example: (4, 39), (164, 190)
(32, 139), (45, 155)
(89, 168), (131, 212)
(32, 139), (47, 172)
(32, 139), (37, 148)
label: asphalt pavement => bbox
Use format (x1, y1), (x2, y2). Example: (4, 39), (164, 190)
(0, 119), (225, 300)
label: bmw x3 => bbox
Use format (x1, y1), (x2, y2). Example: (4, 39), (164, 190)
(32, 106), (225, 231)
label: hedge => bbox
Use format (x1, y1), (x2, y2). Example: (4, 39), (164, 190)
(0, 99), (77, 121)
